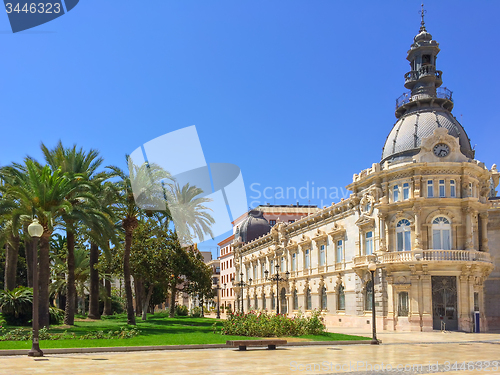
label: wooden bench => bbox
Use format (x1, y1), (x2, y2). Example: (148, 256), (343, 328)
(226, 339), (287, 351)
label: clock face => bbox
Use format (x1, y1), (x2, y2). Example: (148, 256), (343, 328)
(433, 143), (450, 157)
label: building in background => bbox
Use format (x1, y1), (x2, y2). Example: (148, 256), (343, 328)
(233, 18), (500, 332)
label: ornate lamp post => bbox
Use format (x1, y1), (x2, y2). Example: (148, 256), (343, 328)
(368, 262), (379, 345)
(215, 281), (226, 319)
(231, 272), (248, 313)
(265, 264), (290, 315)
(27, 218), (44, 357)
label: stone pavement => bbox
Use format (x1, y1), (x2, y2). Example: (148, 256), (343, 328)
(1, 329), (499, 375)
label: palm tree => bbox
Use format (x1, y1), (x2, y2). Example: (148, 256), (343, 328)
(41, 141), (112, 325)
(0, 160), (90, 327)
(166, 183), (215, 245)
(107, 156), (172, 325)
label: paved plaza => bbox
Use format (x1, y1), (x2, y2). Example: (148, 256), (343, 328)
(1, 329), (499, 375)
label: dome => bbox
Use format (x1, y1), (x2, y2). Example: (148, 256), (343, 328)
(381, 106), (474, 163)
(235, 210), (272, 244)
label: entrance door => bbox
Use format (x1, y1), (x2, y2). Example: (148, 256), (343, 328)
(432, 276), (458, 331)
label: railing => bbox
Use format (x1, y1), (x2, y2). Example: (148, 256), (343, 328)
(395, 87), (453, 110)
(353, 254), (377, 267)
(355, 250), (492, 266)
(436, 87), (453, 101)
(395, 91), (411, 109)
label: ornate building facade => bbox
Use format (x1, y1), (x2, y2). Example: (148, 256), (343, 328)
(232, 18), (500, 332)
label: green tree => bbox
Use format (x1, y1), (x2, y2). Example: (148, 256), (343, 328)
(107, 157), (171, 325)
(0, 160), (90, 327)
(41, 141), (112, 325)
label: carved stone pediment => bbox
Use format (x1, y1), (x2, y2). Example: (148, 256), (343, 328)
(312, 228), (327, 243)
(413, 128), (468, 163)
(298, 234), (311, 247)
(328, 223), (346, 239)
(355, 214), (375, 229)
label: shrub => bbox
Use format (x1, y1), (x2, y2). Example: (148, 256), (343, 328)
(175, 304), (188, 317)
(49, 306), (65, 325)
(190, 306), (202, 318)
(111, 295), (126, 314)
(0, 287), (33, 326)
(0, 326), (141, 341)
(220, 310), (326, 337)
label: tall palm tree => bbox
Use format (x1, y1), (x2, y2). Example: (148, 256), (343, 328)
(107, 156), (172, 325)
(41, 141), (112, 325)
(166, 183), (215, 246)
(0, 160), (90, 327)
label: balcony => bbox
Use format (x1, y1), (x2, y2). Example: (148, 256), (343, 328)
(354, 250), (492, 267)
(404, 65), (442, 84)
(395, 87), (453, 110)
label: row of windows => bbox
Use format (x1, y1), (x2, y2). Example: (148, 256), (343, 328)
(392, 179), (472, 202)
(221, 258), (233, 271)
(247, 240), (346, 280)
(245, 285), (410, 316)
(221, 273), (234, 284)
(394, 217), (451, 252)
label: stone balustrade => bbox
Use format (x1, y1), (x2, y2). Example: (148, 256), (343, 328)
(353, 250), (492, 267)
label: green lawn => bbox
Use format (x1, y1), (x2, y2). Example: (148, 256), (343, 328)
(0, 313), (368, 350)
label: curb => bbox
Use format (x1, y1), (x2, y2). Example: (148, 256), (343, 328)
(0, 340), (374, 356)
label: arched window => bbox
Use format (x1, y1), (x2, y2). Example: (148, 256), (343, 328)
(292, 253), (297, 271)
(247, 297), (250, 311)
(263, 293), (266, 309)
(365, 280), (373, 311)
(337, 285), (345, 311)
(398, 292), (409, 317)
(254, 294), (258, 310)
(319, 244), (326, 266)
(321, 286), (327, 310)
(293, 289), (298, 310)
(432, 217), (451, 250)
(306, 288), (312, 310)
(396, 219), (411, 251)
(271, 291), (275, 310)
(261, 262), (266, 279)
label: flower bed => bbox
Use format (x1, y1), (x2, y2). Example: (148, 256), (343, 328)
(220, 310), (325, 337)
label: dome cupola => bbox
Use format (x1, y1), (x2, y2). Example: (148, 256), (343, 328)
(381, 5), (474, 164)
(234, 209), (272, 244)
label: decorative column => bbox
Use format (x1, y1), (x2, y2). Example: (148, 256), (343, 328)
(409, 274), (420, 331)
(413, 205), (422, 250)
(480, 212), (489, 252)
(420, 269), (433, 331)
(386, 276), (395, 331)
(378, 213), (387, 251)
(463, 207), (474, 250)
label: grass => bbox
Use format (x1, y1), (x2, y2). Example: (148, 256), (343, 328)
(0, 312), (369, 350)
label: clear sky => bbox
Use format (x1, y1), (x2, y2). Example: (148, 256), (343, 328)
(1, 1), (499, 256)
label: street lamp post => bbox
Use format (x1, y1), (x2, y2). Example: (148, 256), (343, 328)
(368, 262), (379, 345)
(232, 272), (248, 313)
(214, 279), (226, 319)
(265, 264), (290, 315)
(27, 218), (44, 357)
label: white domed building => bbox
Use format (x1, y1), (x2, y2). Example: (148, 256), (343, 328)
(233, 16), (500, 332)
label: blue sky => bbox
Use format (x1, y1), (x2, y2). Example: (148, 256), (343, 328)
(1, 1), (499, 256)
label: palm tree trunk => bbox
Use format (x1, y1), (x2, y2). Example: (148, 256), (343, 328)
(169, 282), (176, 318)
(39, 231), (51, 328)
(24, 237), (33, 289)
(142, 284), (154, 321)
(103, 277), (112, 315)
(124, 223), (136, 325)
(88, 242), (100, 319)
(4, 238), (19, 290)
(64, 226), (76, 325)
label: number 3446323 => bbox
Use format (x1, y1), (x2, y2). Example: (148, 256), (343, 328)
(5, 3), (61, 14)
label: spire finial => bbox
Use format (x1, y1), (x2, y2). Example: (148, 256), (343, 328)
(419, 3), (427, 32)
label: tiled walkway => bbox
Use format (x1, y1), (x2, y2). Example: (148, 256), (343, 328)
(1, 330), (500, 375)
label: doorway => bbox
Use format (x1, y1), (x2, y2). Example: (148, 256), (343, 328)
(432, 276), (458, 331)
